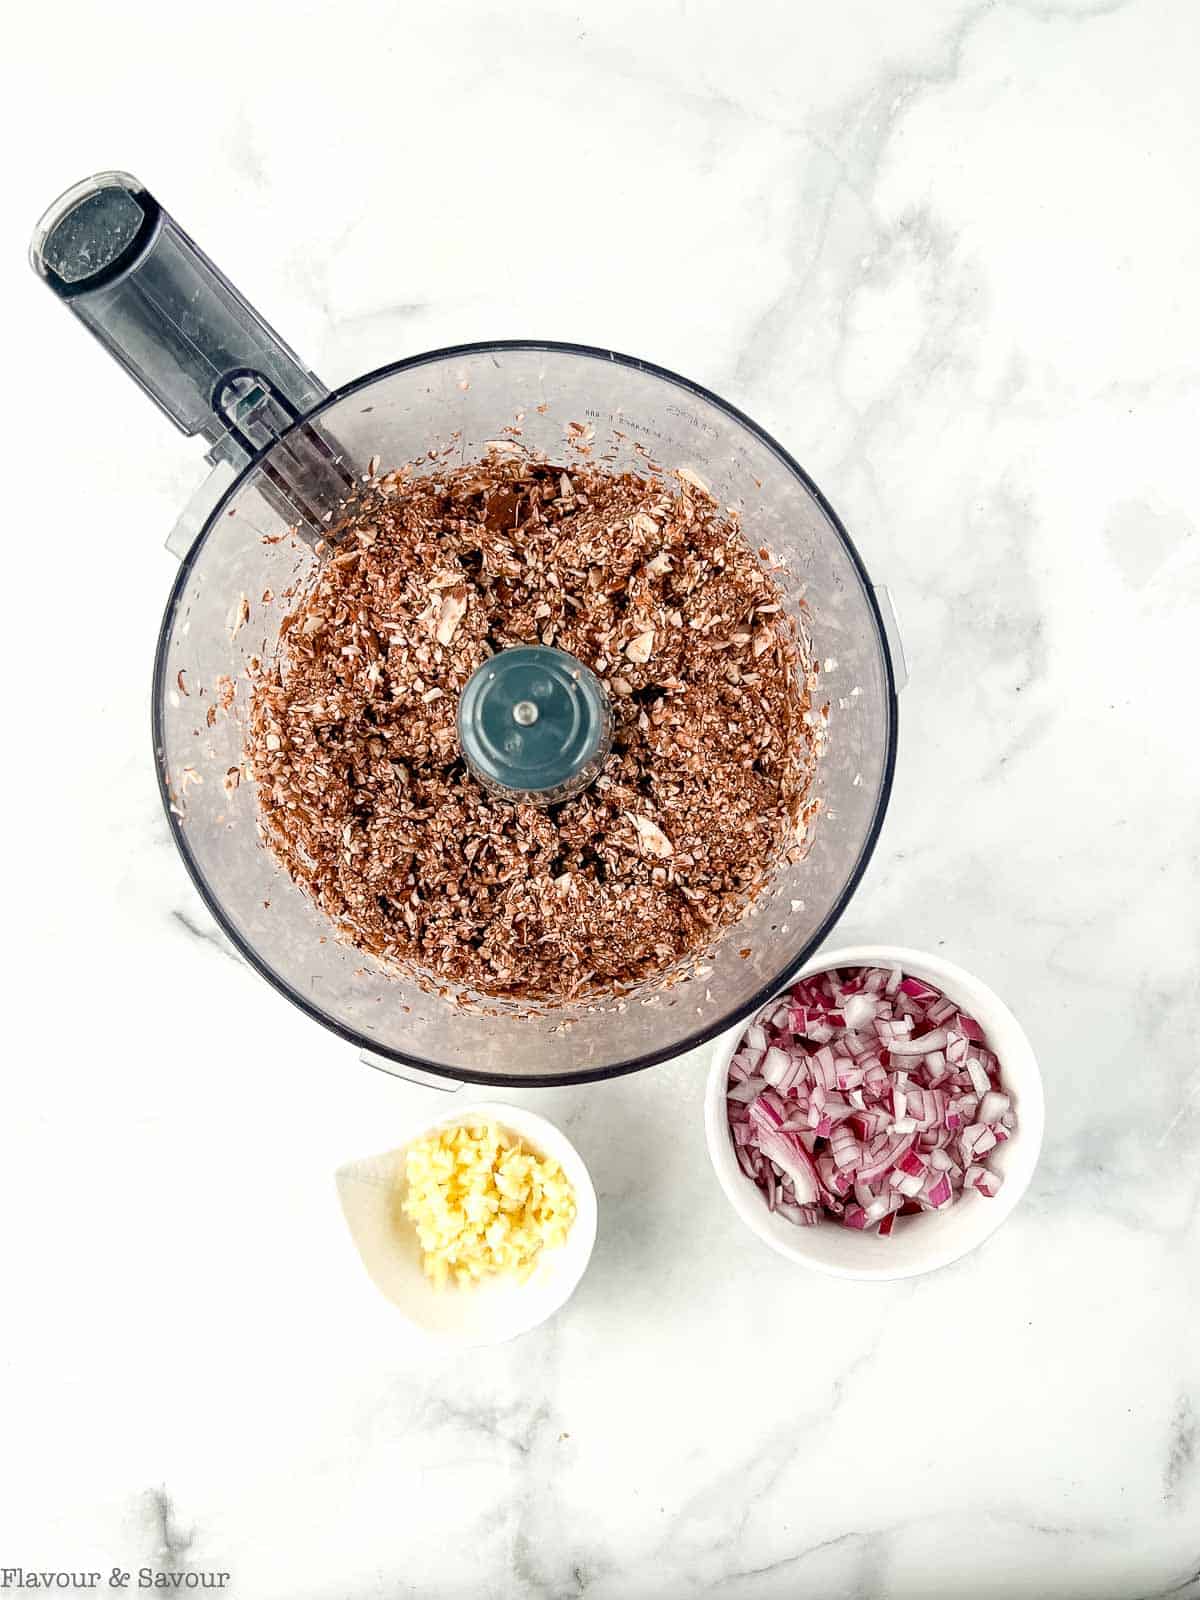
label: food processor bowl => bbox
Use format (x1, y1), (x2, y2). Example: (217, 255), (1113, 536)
(35, 175), (902, 1086)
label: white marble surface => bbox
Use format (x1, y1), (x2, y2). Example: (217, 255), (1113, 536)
(4, 0), (1199, 1595)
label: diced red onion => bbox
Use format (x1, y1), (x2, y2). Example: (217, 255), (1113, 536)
(812, 1046), (838, 1089)
(899, 976), (938, 1000)
(830, 1125), (861, 1169)
(924, 1049), (948, 1080)
(761, 1045), (791, 1087)
(779, 1057), (808, 1096)
(727, 1077), (763, 1104)
(842, 993), (878, 1031)
(977, 1090), (1010, 1124)
(856, 1131), (915, 1183)
(896, 1147), (927, 1178)
(966, 1124), (998, 1159)
(966, 1058), (992, 1097)
(727, 964), (1016, 1235)
(886, 1027), (949, 1057)
(964, 1165), (1002, 1198)
(876, 1016), (915, 1045)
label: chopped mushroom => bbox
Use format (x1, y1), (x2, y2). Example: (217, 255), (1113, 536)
(628, 813), (674, 858)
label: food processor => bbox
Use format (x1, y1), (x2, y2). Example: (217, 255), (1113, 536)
(30, 171), (903, 1088)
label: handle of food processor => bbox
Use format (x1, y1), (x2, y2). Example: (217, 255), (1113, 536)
(359, 1050), (464, 1093)
(29, 171), (353, 537)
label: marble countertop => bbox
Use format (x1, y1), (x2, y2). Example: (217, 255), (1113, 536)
(5, 0), (1198, 1595)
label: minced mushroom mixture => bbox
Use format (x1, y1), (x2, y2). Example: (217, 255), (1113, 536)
(244, 448), (820, 1001)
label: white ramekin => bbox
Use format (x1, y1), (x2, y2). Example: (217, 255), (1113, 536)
(336, 1101), (598, 1344)
(704, 946), (1044, 1281)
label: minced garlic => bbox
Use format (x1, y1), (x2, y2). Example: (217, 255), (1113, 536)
(401, 1122), (576, 1288)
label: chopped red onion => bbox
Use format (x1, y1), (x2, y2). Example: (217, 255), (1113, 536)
(756, 1129), (821, 1204)
(885, 1026), (949, 1057)
(966, 1058), (992, 1097)
(856, 1131), (915, 1183)
(726, 964), (1014, 1235)
(964, 1165), (1002, 1198)
(977, 1090), (1011, 1124)
(899, 976), (938, 1000)
(925, 1049), (948, 1081)
(896, 1147), (927, 1178)
(963, 1123), (998, 1159)
(761, 1045), (791, 1087)
(842, 993), (878, 1031)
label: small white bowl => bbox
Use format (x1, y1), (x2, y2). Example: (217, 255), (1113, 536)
(704, 946), (1044, 1281)
(336, 1101), (598, 1346)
